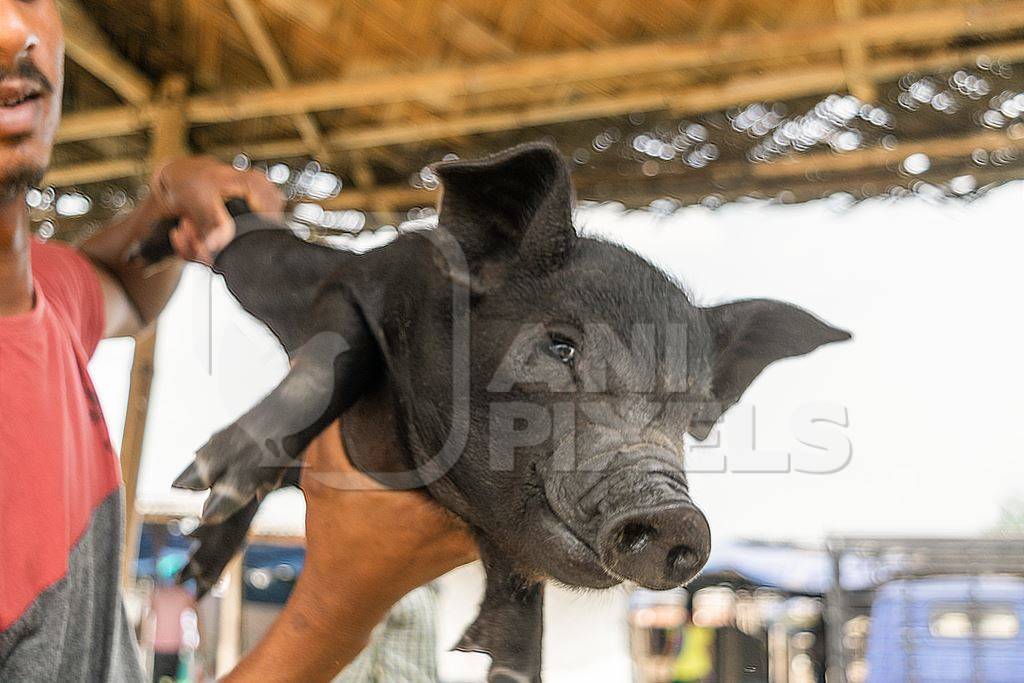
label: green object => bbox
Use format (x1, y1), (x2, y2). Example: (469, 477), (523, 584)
(672, 625), (714, 682)
(156, 552), (188, 582)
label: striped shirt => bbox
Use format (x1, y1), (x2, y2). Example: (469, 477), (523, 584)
(334, 583), (439, 682)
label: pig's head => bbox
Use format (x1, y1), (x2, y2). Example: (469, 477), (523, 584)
(389, 142), (849, 591)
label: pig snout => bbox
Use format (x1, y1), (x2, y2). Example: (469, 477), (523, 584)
(596, 497), (710, 590)
(537, 446), (710, 589)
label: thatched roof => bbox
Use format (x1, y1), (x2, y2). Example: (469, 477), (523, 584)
(43, 0), (1024, 238)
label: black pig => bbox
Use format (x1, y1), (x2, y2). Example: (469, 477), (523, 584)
(164, 142), (849, 682)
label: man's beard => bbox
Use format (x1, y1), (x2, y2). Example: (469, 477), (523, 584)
(0, 164), (45, 203)
(0, 59), (55, 204)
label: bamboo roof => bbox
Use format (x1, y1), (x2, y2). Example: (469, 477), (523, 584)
(43, 0), (1024, 238)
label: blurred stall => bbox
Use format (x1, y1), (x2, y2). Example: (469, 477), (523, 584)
(629, 538), (1024, 683)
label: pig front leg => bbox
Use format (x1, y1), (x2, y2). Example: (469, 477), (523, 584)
(172, 323), (378, 589)
(456, 546), (545, 682)
(177, 499), (260, 597)
(173, 330), (368, 523)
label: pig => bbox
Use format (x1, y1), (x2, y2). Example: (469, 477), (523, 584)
(157, 141), (849, 682)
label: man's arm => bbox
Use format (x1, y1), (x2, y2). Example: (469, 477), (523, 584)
(226, 421), (478, 682)
(78, 156), (284, 338)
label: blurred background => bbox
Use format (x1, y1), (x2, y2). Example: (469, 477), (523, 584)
(42, 0), (1024, 681)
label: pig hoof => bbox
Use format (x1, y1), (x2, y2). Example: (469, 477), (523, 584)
(176, 558), (218, 598)
(200, 486), (248, 525)
(177, 501), (260, 599)
(489, 668), (535, 683)
(172, 461), (207, 490)
(177, 422), (288, 524)
(452, 633), (487, 654)
(456, 625), (541, 682)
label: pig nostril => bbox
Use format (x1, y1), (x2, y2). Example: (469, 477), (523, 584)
(666, 544), (699, 572)
(617, 522), (656, 554)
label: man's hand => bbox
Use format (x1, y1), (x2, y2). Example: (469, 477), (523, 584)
(225, 421), (478, 682)
(150, 156), (285, 264)
(81, 155), (285, 336)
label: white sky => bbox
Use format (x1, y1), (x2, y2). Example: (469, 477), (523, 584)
(89, 182), (1024, 543)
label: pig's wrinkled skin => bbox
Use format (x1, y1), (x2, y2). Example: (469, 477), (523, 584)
(171, 142), (849, 682)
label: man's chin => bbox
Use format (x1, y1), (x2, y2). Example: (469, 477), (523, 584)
(0, 162), (46, 201)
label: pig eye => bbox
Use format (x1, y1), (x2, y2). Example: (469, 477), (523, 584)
(547, 336), (577, 364)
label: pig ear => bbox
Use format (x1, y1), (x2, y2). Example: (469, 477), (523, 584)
(690, 299), (851, 439)
(433, 141), (576, 283)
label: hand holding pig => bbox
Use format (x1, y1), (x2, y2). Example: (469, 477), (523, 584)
(224, 420), (477, 682)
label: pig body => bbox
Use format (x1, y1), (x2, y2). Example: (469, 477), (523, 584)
(171, 142), (849, 682)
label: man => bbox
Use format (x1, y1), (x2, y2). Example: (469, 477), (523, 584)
(0, 2), (475, 680)
(148, 555), (195, 682)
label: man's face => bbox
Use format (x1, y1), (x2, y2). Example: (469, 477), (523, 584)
(0, 0), (62, 190)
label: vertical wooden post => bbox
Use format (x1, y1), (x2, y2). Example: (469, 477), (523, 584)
(119, 74), (189, 591)
(149, 75), (190, 164)
(216, 554), (245, 676)
(826, 540), (848, 683)
(119, 330), (156, 592)
(835, 0), (877, 102)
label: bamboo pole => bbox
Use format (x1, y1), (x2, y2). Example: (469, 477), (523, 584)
(313, 130), (1024, 211)
(225, 0), (328, 158)
(119, 75), (189, 591)
(206, 39), (1024, 159)
(42, 158), (146, 187)
(752, 130), (1024, 179)
(834, 0), (878, 102)
(119, 330), (156, 591)
(55, 105), (151, 144)
(58, 0), (154, 105)
(216, 555), (245, 677)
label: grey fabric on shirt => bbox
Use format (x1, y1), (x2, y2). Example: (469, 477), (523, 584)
(0, 491), (145, 683)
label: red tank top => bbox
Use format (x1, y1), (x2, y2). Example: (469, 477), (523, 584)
(0, 239), (120, 629)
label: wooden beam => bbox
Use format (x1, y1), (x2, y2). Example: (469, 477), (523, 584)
(438, 1), (517, 58)
(323, 184), (436, 210)
(226, 0), (328, 157)
(543, 0), (617, 47)
(596, 158), (1024, 209)
(50, 29), (1024, 148)
(196, 11), (223, 89)
(209, 65), (840, 159)
(58, 0), (153, 105)
(213, 66), (843, 158)
(260, 0), (333, 31)
(46, 27), (1024, 150)
(699, 0), (737, 38)
(753, 130), (1024, 179)
(320, 130), (1024, 211)
(496, 1), (531, 43)
(185, 0), (1024, 124)
(43, 158), (145, 187)
(55, 131), (1021, 201)
(206, 37), (1024, 160)
(869, 39), (1024, 80)
(56, 105), (151, 143)
(834, 0), (878, 102)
